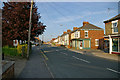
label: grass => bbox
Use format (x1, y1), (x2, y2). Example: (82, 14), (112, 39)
(2, 46), (20, 56)
(2, 44), (32, 57)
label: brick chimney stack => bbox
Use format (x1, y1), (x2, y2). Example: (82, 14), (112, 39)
(67, 29), (71, 32)
(73, 27), (78, 30)
(83, 21), (89, 26)
(63, 31), (67, 34)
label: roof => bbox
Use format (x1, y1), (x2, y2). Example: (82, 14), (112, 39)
(60, 22), (103, 37)
(104, 14), (120, 23)
(80, 23), (103, 30)
(60, 31), (71, 37)
(71, 23), (103, 33)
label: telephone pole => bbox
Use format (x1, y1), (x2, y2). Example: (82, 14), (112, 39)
(27, 0), (33, 59)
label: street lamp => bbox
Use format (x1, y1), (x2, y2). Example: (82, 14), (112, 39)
(27, 0), (33, 59)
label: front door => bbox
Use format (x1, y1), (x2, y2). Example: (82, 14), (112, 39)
(79, 41), (83, 49)
(84, 40), (90, 49)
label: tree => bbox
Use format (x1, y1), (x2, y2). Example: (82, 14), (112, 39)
(2, 2), (46, 46)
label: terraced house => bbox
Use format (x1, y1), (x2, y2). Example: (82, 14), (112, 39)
(70, 22), (104, 49)
(60, 29), (71, 48)
(104, 14), (120, 54)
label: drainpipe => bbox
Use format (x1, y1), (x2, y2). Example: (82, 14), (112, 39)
(109, 35), (112, 54)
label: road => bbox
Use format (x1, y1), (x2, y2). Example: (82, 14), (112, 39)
(40, 44), (120, 78)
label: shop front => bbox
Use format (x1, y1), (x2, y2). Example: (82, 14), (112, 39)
(71, 39), (91, 49)
(112, 37), (120, 54)
(104, 35), (120, 54)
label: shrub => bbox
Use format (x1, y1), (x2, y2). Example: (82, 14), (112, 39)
(2, 46), (18, 56)
(17, 43), (28, 55)
(3, 43), (29, 57)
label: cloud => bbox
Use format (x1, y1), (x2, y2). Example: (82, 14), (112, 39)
(54, 15), (83, 23)
(53, 9), (117, 23)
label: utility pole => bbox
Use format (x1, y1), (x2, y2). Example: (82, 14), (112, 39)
(27, 0), (33, 59)
(42, 34), (44, 43)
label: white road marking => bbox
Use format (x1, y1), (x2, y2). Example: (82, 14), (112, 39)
(72, 56), (90, 63)
(79, 59), (90, 63)
(60, 52), (68, 56)
(107, 68), (120, 74)
(63, 53), (67, 55)
(56, 50), (59, 51)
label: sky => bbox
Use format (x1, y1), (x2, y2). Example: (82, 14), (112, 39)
(36, 2), (118, 42)
(0, 0), (119, 42)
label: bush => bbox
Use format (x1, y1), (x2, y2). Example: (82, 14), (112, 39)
(3, 43), (30, 57)
(17, 43), (28, 55)
(2, 46), (18, 56)
(52, 42), (56, 45)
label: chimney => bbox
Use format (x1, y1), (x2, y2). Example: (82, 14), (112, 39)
(83, 21), (89, 26)
(67, 29), (71, 32)
(63, 31), (67, 34)
(73, 27), (78, 30)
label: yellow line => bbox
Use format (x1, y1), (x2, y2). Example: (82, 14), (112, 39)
(40, 50), (48, 60)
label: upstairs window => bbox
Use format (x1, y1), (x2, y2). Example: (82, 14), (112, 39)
(112, 20), (118, 33)
(85, 31), (88, 38)
(75, 32), (78, 38)
(75, 31), (80, 38)
(95, 39), (99, 46)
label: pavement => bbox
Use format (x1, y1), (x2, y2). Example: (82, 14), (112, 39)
(50, 44), (120, 62)
(18, 46), (52, 78)
(68, 48), (120, 62)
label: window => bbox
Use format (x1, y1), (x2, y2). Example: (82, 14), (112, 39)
(112, 20), (118, 33)
(75, 32), (78, 38)
(74, 31), (80, 38)
(112, 38), (118, 52)
(95, 39), (99, 46)
(85, 31), (88, 38)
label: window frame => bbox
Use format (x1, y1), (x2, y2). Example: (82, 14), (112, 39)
(95, 39), (99, 46)
(85, 31), (88, 38)
(112, 20), (118, 33)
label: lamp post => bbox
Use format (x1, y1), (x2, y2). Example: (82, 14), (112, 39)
(27, 0), (33, 59)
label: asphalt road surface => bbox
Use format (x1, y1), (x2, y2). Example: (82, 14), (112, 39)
(40, 44), (120, 78)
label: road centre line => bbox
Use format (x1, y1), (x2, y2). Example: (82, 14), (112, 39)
(107, 68), (120, 74)
(56, 50), (59, 51)
(72, 56), (90, 63)
(60, 52), (68, 55)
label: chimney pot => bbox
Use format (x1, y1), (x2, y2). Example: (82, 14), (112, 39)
(73, 27), (78, 30)
(63, 31), (67, 34)
(67, 29), (71, 32)
(83, 21), (89, 26)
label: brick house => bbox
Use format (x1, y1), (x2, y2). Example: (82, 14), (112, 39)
(104, 14), (120, 54)
(70, 22), (104, 49)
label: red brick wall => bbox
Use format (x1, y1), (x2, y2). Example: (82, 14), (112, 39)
(80, 30), (104, 49)
(89, 30), (104, 49)
(80, 30), (85, 38)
